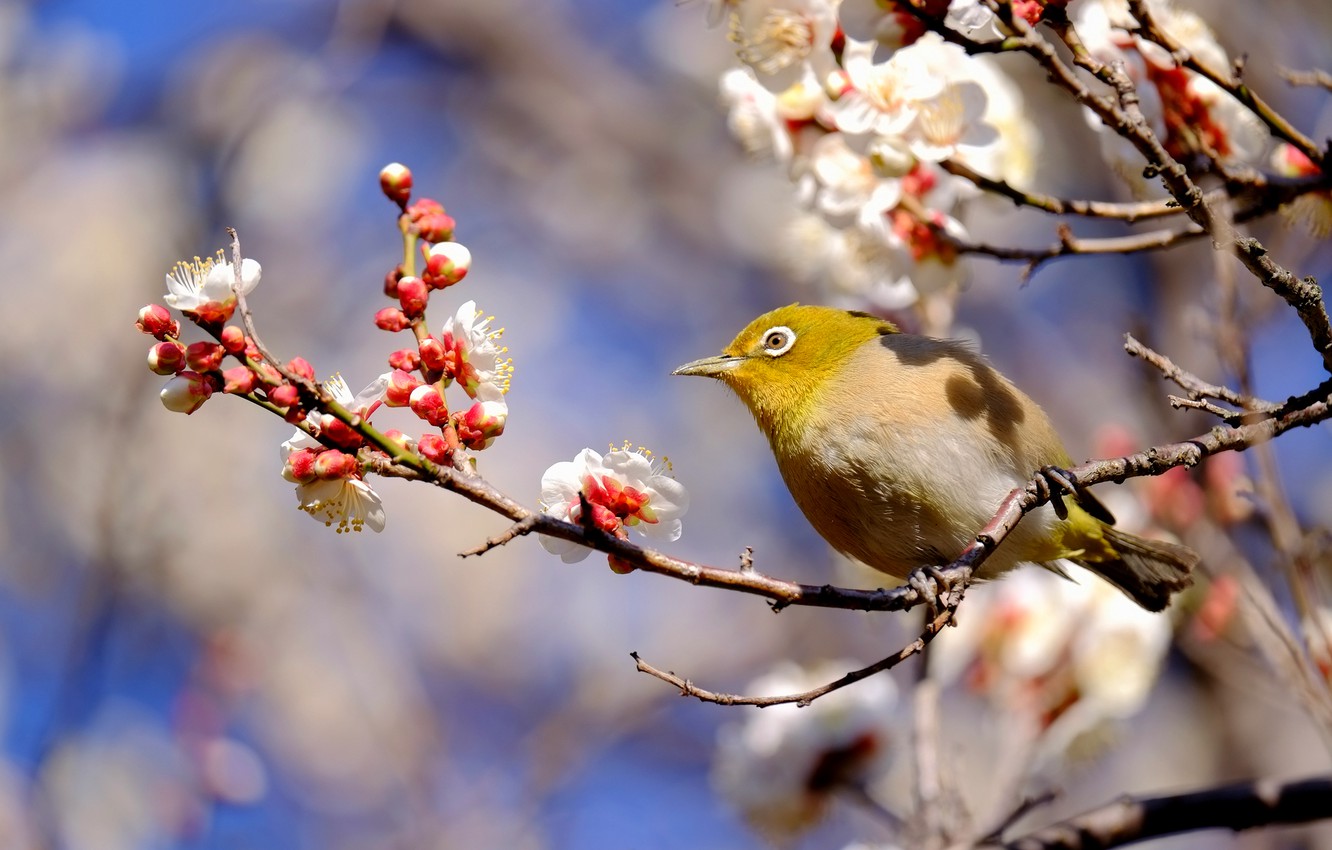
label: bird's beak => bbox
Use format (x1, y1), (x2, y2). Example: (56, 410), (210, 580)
(672, 354), (744, 379)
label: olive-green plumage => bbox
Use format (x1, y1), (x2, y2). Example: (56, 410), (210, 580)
(674, 304), (1196, 611)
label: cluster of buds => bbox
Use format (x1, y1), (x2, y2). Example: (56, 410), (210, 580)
(713, 0), (1039, 314)
(538, 445), (689, 572)
(373, 162), (509, 464)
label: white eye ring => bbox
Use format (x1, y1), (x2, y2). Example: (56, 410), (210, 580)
(761, 325), (796, 357)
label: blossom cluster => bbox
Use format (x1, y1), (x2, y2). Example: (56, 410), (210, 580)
(714, 0), (1038, 312)
(136, 163), (514, 533)
(1073, 0), (1268, 195)
(538, 445), (689, 572)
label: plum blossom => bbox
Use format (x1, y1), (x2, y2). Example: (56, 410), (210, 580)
(439, 300), (513, 398)
(164, 250), (261, 322)
(726, 0), (839, 93)
(712, 661), (899, 836)
(280, 373), (391, 533)
(538, 446), (688, 564)
(839, 0), (1002, 51)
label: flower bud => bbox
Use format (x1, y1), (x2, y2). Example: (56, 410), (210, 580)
(396, 276), (429, 318)
(283, 405), (308, 424)
(418, 336), (447, 373)
(379, 162), (413, 206)
(287, 357), (316, 381)
(312, 449), (359, 480)
(148, 341), (186, 375)
(269, 384), (300, 409)
(318, 414), (364, 450)
(408, 383), (449, 426)
(283, 447), (319, 483)
(374, 307), (411, 332)
(136, 304), (178, 339)
(219, 325), (247, 355)
(388, 348), (420, 371)
(422, 242), (472, 289)
(160, 371), (213, 414)
(381, 429), (413, 451)
(418, 433), (451, 464)
(222, 366), (258, 394)
(384, 265), (404, 298)
(385, 369), (423, 407)
(608, 555), (637, 575)
(453, 393), (507, 450)
(407, 199), (456, 243)
(185, 341), (226, 373)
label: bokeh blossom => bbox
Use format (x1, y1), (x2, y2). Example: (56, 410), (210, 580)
(712, 662), (898, 836)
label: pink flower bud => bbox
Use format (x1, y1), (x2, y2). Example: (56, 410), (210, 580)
(269, 384), (300, 409)
(418, 433), (451, 464)
(388, 348), (420, 371)
(422, 242), (472, 289)
(283, 405), (308, 424)
(385, 369), (423, 407)
(219, 325), (247, 355)
(136, 304), (178, 339)
(148, 341), (186, 375)
(453, 395), (507, 450)
(313, 449), (359, 480)
(185, 341), (226, 373)
(382, 429), (412, 451)
(284, 447), (319, 483)
(189, 300), (236, 328)
(418, 336), (447, 373)
(222, 366), (258, 394)
(379, 162), (413, 206)
(396, 276), (429, 318)
(160, 371), (213, 414)
(384, 266), (403, 298)
(318, 414), (364, 450)
(409, 384), (449, 426)
(374, 307), (411, 332)
(287, 357), (316, 380)
(408, 198), (455, 243)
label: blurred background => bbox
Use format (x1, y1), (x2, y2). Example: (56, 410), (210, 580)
(2, 0), (1331, 847)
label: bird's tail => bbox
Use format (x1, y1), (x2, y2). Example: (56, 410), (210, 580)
(1073, 525), (1197, 612)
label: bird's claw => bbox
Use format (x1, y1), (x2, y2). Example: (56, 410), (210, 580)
(1034, 465), (1116, 525)
(907, 565), (962, 621)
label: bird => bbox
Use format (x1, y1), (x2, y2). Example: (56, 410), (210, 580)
(672, 304), (1197, 611)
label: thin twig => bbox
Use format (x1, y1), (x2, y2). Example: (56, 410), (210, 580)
(1280, 67), (1332, 91)
(630, 602), (958, 707)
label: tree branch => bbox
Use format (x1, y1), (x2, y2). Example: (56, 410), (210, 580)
(999, 776), (1332, 850)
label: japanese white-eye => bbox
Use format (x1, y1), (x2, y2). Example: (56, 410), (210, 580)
(674, 304), (1196, 611)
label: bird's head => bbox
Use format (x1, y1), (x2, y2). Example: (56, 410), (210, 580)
(673, 304), (897, 436)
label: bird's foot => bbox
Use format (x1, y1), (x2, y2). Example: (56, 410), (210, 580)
(1033, 465), (1116, 525)
(906, 565), (964, 621)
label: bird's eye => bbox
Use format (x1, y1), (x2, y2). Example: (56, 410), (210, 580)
(761, 325), (796, 357)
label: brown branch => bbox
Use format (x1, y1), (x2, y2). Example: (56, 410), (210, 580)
(999, 776), (1332, 850)
(1126, 0), (1325, 167)
(1123, 334), (1276, 421)
(630, 602), (958, 707)
(942, 159), (1189, 222)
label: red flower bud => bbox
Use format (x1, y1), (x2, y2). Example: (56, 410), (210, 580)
(385, 369), (423, 407)
(396, 276), (429, 318)
(148, 341), (186, 375)
(408, 384), (449, 426)
(418, 336), (447, 373)
(287, 357), (316, 381)
(418, 433), (451, 464)
(313, 450), (359, 480)
(319, 414), (364, 450)
(388, 348), (420, 371)
(384, 265), (404, 298)
(374, 307), (411, 332)
(284, 447), (319, 483)
(222, 366), (258, 394)
(422, 242), (471, 289)
(136, 304), (178, 339)
(219, 325), (247, 355)
(269, 384), (300, 409)
(379, 162), (413, 206)
(185, 341), (226, 373)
